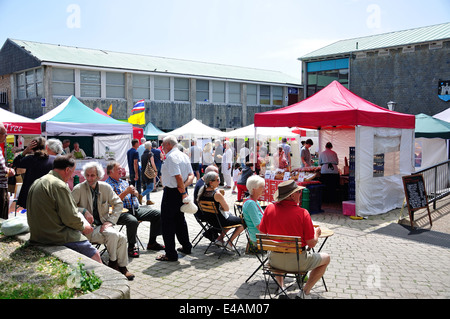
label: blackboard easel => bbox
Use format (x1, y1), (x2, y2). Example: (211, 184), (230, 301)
(401, 174), (433, 229)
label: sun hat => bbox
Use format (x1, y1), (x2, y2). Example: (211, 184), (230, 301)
(273, 180), (305, 202)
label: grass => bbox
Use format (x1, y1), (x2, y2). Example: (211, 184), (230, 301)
(0, 236), (101, 299)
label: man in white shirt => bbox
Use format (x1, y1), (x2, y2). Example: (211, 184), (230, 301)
(157, 135), (194, 261)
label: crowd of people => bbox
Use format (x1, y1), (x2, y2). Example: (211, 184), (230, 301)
(0, 124), (331, 297)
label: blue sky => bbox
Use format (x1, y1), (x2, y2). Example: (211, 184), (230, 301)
(0, 0), (449, 78)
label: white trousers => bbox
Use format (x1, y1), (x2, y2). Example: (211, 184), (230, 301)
(87, 225), (128, 267)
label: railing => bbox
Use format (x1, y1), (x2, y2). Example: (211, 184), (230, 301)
(415, 159), (450, 209)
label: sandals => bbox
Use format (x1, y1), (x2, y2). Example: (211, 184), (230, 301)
(155, 254), (177, 262)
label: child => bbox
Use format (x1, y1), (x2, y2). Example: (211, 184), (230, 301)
(232, 163), (241, 194)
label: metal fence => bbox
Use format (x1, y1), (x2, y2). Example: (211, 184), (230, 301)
(415, 159), (450, 209)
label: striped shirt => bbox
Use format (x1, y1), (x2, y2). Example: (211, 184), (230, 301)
(0, 148), (8, 189)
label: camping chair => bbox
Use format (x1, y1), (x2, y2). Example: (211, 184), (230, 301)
(256, 233), (308, 299)
(198, 200), (243, 259)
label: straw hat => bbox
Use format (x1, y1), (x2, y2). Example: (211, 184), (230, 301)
(273, 180), (305, 202)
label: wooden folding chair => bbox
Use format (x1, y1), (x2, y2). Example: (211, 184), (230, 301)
(239, 213), (268, 283)
(198, 200), (243, 259)
(256, 233), (308, 299)
(192, 212), (217, 249)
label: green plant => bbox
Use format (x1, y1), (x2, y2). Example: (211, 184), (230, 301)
(67, 259), (102, 294)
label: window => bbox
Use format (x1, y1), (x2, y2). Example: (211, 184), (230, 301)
(17, 68), (44, 99)
(306, 58), (349, 97)
(212, 81), (225, 103)
(154, 76), (170, 100)
(228, 82), (241, 104)
(260, 85), (271, 105)
(174, 78), (189, 101)
(80, 70), (101, 97)
(247, 84), (257, 105)
(196, 80), (209, 102)
(106, 72), (125, 98)
(272, 86), (283, 106)
(17, 73), (26, 99)
(52, 68), (75, 97)
(133, 74), (150, 100)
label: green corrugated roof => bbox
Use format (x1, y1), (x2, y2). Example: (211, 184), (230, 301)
(300, 22), (450, 60)
(9, 39), (301, 86)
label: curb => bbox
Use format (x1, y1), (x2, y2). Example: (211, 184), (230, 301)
(12, 231), (130, 299)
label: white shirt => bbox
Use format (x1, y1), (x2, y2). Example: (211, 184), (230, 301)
(161, 147), (193, 188)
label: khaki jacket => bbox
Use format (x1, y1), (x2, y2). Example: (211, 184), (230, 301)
(26, 170), (86, 245)
(72, 180), (123, 225)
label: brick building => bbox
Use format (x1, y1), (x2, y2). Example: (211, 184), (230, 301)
(299, 22), (450, 115)
(0, 39), (302, 131)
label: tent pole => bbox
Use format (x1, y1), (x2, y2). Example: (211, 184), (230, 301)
(253, 126), (257, 170)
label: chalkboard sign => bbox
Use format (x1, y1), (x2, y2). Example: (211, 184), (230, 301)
(402, 174), (432, 228)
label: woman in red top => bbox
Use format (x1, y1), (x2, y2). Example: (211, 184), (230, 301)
(259, 180), (330, 298)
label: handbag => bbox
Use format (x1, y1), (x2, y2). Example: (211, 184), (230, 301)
(144, 161), (157, 179)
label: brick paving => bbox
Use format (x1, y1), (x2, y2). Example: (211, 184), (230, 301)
(110, 185), (450, 300)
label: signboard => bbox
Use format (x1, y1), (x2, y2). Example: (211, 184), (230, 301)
(401, 174), (433, 228)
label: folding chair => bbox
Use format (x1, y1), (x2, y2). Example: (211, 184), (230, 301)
(192, 212), (217, 249)
(93, 243), (108, 265)
(198, 200), (243, 259)
(256, 233), (308, 299)
(118, 204), (145, 253)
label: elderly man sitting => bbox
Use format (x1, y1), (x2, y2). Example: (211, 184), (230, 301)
(72, 161), (134, 280)
(259, 180), (330, 298)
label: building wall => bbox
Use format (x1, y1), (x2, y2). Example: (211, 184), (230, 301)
(350, 41), (450, 115)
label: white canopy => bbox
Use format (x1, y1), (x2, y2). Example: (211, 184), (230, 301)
(158, 118), (224, 139)
(433, 107), (450, 123)
(226, 124), (298, 138)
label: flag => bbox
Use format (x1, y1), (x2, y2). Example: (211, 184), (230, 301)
(128, 111), (145, 125)
(106, 104), (112, 115)
(132, 99), (145, 112)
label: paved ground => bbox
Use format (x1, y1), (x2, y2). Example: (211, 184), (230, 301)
(113, 183), (450, 300)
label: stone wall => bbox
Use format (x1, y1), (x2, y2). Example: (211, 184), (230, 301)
(351, 41), (450, 115)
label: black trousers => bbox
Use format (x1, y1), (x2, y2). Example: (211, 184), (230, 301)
(161, 187), (192, 260)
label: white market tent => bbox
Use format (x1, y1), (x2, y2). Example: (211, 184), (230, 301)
(158, 118), (225, 140)
(226, 124), (297, 139)
(433, 107), (450, 122)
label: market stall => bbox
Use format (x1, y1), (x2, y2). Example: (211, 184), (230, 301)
(414, 113), (450, 170)
(36, 95), (133, 185)
(254, 81), (416, 216)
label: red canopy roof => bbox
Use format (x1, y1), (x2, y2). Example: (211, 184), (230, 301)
(0, 108), (41, 135)
(254, 81), (415, 129)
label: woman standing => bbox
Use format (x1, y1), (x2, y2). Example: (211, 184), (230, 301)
(140, 141), (157, 205)
(221, 141), (233, 189)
